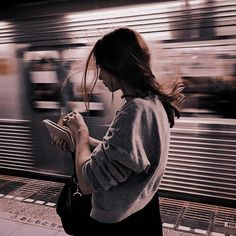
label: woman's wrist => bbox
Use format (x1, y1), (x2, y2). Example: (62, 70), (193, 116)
(89, 137), (101, 150)
(75, 128), (89, 144)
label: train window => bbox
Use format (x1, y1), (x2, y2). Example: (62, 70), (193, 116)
(150, 41), (236, 119)
(27, 57), (63, 111)
(24, 47), (106, 117)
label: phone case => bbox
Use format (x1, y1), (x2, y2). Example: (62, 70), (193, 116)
(42, 119), (75, 152)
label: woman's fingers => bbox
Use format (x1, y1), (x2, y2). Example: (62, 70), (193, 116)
(51, 135), (70, 152)
(63, 111), (85, 129)
(63, 112), (89, 142)
(57, 115), (65, 126)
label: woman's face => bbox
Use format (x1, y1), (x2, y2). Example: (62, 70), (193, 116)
(99, 68), (120, 92)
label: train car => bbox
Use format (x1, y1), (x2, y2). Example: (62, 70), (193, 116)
(0, 0), (235, 207)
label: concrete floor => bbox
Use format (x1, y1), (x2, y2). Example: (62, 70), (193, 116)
(0, 200), (198, 236)
(0, 174), (235, 236)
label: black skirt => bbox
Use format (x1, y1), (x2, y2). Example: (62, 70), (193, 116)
(74, 191), (163, 236)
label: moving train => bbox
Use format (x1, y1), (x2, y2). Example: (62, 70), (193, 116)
(0, 0), (235, 207)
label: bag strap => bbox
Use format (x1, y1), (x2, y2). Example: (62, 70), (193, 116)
(70, 151), (77, 179)
(70, 151), (83, 197)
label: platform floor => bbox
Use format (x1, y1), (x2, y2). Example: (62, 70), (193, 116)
(0, 174), (235, 236)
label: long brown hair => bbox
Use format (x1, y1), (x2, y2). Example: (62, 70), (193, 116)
(82, 27), (185, 128)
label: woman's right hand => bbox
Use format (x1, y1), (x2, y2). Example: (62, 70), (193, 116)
(63, 111), (89, 145)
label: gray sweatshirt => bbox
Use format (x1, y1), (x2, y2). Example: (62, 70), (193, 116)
(82, 93), (170, 223)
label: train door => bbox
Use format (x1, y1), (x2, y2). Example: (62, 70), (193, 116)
(23, 48), (73, 177)
(22, 46), (123, 178)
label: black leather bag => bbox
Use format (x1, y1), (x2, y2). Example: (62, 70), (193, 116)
(56, 174), (92, 235)
(56, 153), (92, 235)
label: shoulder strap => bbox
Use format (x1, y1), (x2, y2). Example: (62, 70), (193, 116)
(70, 151), (78, 181)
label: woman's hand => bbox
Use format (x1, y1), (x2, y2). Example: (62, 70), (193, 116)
(51, 115), (72, 152)
(63, 111), (92, 195)
(63, 111), (89, 145)
(51, 134), (71, 152)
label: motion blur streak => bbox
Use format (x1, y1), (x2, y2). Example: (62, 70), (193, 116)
(0, 0), (235, 207)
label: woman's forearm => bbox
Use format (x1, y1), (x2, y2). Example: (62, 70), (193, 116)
(89, 136), (102, 150)
(74, 136), (101, 194)
(75, 136), (93, 195)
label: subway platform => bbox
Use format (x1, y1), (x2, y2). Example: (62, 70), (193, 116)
(0, 174), (235, 236)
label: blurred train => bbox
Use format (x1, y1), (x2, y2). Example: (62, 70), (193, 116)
(0, 0), (235, 207)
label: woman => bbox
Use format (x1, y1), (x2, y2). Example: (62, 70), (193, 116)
(57, 27), (184, 235)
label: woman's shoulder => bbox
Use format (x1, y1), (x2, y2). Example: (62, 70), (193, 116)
(122, 93), (159, 112)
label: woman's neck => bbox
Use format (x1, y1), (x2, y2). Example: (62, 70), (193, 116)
(120, 84), (149, 101)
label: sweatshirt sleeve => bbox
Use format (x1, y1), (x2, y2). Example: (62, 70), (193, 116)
(82, 104), (151, 192)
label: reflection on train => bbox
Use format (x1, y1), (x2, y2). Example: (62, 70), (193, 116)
(0, 0), (235, 207)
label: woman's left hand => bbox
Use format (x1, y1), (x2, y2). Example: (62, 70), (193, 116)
(63, 111), (89, 144)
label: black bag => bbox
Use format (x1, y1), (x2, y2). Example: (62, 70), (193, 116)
(56, 153), (92, 235)
(56, 174), (92, 235)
